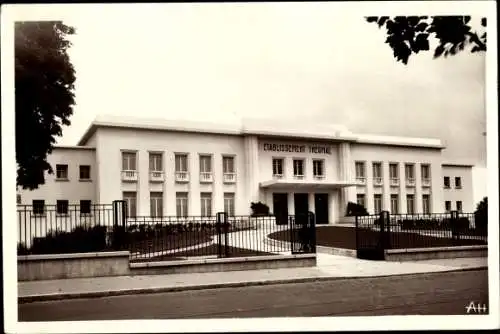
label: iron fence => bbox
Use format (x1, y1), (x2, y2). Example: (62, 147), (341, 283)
(355, 211), (487, 258)
(17, 204), (116, 254)
(17, 202), (317, 259)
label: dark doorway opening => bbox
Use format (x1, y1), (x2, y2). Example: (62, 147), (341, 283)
(314, 193), (329, 224)
(294, 193), (309, 217)
(273, 193), (289, 225)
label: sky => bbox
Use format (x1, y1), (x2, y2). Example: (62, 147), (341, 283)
(10, 3), (490, 168)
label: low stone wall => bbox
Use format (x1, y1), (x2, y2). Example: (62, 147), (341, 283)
(18, 251), (130, 281)
(385, 245), (488, 261)
(130, 254), (316, 275)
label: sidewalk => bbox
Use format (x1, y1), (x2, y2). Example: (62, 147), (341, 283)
(18, 253), (487, 303)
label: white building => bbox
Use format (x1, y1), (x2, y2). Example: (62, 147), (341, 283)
(17, 115), (475, 225)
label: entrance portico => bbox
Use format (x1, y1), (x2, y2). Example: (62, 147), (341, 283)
(260, 180), (358, 224)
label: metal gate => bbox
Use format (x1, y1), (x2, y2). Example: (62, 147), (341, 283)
(355, 211), (390, 260)
(289, 211), (316, 254)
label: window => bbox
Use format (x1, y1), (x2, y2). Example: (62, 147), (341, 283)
(293, 159), (304, 177)
(79, 165), (91, 180)
(224, 193), (235, 216)
(390, 194), (399, 214)
(422, 195), (430, 214)
(199, 155), (212, 173)
(56, 200), (69, 215)
(200, 193), (212, 217)
(445, 201), (451, 212)
(405, 164), (415, 180)
(150, 192), (163, 217)
(444, 176), (450, 189)
(389, 163), (398, 179)
(372, 162), (382, 178)
(355, 161), (365, 179)
(32, 200), (45, 215)
(176, 192), (188, 217)
(456, 201), (463, 212)
(17, 194), (21, 204)
(223, 156), (235, 174)
(56, 164), (68, 180)
(313, 159), (324, 177)
(122, 152), (137, 171)
(80, 200), (92, 215)
(149, 153), (163, 172)
(374, 194), (382, 214)
(421, 164), (430, 180)
(406, 195), (415, 214)
(175, 154), (188, 172)
(123, 192), (137, 217)
(272, 158), (284, 177)
(455, 177), (462, 189)
(356, 194), (365, 208)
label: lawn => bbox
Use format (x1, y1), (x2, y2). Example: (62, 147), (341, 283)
(268, 226), (487, 250)
(130, 244), (273, 262)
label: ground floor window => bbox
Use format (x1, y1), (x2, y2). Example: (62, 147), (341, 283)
(200, 192), (212, 217)
(456, 200), (463, 212)
(150, 192), (163, 217)
(80, 200), (92, 215)
(176, 192), (188, 217)
(374, 194), (382, 215)
(224, 193), (235, 216)
(56, 200), (69, 215)
(123, 192), (137, 217)
(390, 194), (399, 214)
(356, 194), (365, 208)
(422, 194), (431, 214)
(445, 200), (451, 212)
(406, 194), (415, 215)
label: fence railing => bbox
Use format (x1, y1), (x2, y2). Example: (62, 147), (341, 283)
(17, 203), (316, 259)
(17, 204), (115, 253)
(355, 211), (487, 252)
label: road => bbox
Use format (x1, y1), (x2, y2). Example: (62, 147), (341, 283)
(19, 269), (489, 320)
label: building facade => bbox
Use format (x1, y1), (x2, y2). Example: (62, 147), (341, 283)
(17, 116), (475, 223)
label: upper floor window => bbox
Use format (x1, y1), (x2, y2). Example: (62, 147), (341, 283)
(199, 155), (212, 173)
(293, 159), (305, 177)
(149, 153), (163, 172)
(122, 152), (137, 171)
(175, 154), (188, 172)
(273, 158), (284, 177)
(405, 164), (415, 180)
(79, 165), (91, 180)
(444, 176), (450, 189)
(455, 177), (462, 189)
(223, 156), (235, 174)
(56, 164), (68, 180)
(355, 161), (365, 179)
(313, 159), (324, 178)
(389, 163), (398, 179)
(421, 164), (431, 180)
(372, 162), (382, 179)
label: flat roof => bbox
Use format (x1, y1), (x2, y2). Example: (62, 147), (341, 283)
(77, 114), (444, 149)
(53, 145), (96, 151)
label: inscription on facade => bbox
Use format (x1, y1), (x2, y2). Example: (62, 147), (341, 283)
(263, 143), (331, 154)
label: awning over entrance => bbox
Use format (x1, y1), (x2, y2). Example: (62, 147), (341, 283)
(259, 179), (358, 190)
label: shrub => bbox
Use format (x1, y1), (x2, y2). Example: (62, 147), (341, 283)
(29, 225), (108, 254)
(250, 202), (270, 216)
(346, 202), (368, 216)
(474, 197), (487, 232)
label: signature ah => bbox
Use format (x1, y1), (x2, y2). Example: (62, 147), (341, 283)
(465, 301), (488, 314)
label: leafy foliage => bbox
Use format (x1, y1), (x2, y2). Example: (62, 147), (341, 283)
(366, 16), (487, 64)
(15, 21), (76, 190)
(346, 201), (369, 216)
(250, 201), (270, 216)
(474, 197), (487, 231)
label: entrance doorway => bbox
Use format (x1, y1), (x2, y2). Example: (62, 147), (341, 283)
(273, 193), (288, 225)
(314, 193), (329, 224)
(294, 193), (309, 217)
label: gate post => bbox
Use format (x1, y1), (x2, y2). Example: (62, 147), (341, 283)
(216, 212), (228, 258)
(379, 211), (390, 251)
(450, 210), (459, 240)
(308, 211), (316, 253)
(112, 200), (127, 250)
(355, 214), (359, 251)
